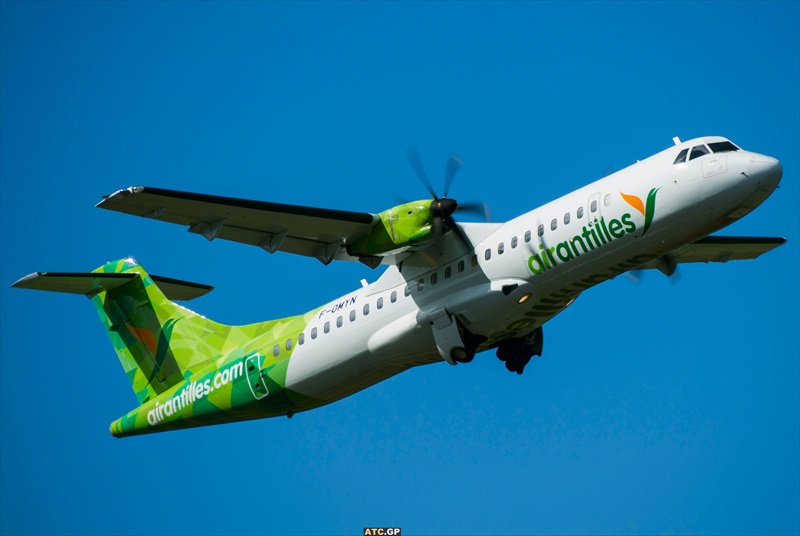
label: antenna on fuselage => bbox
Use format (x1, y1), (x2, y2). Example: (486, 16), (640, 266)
(672, 136), (681, 145)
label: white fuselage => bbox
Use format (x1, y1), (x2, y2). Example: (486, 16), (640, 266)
(285, 136), (782, 403)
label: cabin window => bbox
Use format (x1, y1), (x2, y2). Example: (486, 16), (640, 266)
(350, 310), (356, 322)
(363, 304), (370, 315)
(577, 206), (584, 219)
(298, 332), (305, 345)
(458, 260), (465, 273)
(497, 243), (504, 255)
(689, 145), (710, 160)
(550, 218), (557, 231)
(404, 284), (412, 296)
(417, 279), (425, 291)
(471, 255), (478, 267)
(377, 297), (384, 309)
(286, 339), (293, 351)
(590, 200), (598, 213)
(324, 321), (330, 334)
(273, 344), (280, 357)
(673, 148), (689, 164)
(538, 224), (544, 237)
(564, 213), (570, 225)
(431, 273), (438, 285)
(391, 291), (397, 303)
(311, 327), (318, 339)
(444, 266), (452, 279)
(525, 230), (532, 242)
(604, 194), (611, 206)
(511, 236), (518, 249)
(709, 141), (739, 153)
(485, 249), (491, 261)
(336, 316), (343, 328)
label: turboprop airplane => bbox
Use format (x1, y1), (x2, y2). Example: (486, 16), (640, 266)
(13, 136), (785, 438)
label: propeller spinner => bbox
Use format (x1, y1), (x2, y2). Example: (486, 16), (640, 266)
(405, 146), (489, 247)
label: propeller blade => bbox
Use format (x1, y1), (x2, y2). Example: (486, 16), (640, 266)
(456, 200), (491, 222)
(432, 216), (446, 238)
(393, 193), (411, 206)
(406, 145), (438, 199)
(445, 217), (473, 251)
(624, 262), (681, 285)
(443, 152), (464, 198)
(624, 270), (643, 285)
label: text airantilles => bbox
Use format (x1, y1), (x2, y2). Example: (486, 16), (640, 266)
(146, 361), (244, 426)
(528, 213), (637, 275)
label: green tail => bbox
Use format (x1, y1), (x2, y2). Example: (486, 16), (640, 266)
(13, 257), (256, 404)
(13, 257), (317, 436)
(90, 258), (233, 403)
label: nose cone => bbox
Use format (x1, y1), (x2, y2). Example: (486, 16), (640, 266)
(747, 155), (782, 192)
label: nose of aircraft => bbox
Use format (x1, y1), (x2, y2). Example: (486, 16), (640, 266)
(747, 155), (783, 192)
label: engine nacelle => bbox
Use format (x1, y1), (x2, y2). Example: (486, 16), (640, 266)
(347, 200), (434, 258)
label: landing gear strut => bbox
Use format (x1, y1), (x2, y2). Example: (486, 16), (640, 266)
(420, 308), (486, 365)
(451, 324), (488, 363)
(494, 327), (543, 375)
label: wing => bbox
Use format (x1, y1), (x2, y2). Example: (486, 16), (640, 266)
(97, 186), (379, 264)
(638, 236), (786, 272)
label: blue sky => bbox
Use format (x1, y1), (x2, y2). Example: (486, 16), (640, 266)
(1, 2), (798, 535)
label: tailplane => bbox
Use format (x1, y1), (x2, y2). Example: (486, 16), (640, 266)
(13, 258), (231, 404)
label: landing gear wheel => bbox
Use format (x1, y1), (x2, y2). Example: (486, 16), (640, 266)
(451, 347), (474, 363)
(494, 327), (544, 375)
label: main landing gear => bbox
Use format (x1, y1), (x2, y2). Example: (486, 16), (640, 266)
(421, 307), (542, 373)
(421, 308), (487, 366)
(451, 325), (489, 364)
(493, 327), (544, 375)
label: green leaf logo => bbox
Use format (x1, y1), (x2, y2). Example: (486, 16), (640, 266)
(620, 188), (659, 236)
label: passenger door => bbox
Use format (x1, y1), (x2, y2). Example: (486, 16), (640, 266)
(244, 353), (269, 400)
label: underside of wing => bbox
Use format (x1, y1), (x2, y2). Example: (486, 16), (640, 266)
(639, 236), (786, 270)
(97, 186), (380, 265)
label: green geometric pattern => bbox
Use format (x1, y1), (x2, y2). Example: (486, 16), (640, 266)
(348, 200), (434, 256)
(89, 258), (325, 437)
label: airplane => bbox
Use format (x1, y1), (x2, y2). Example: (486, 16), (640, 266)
(12, 136), (785, 438)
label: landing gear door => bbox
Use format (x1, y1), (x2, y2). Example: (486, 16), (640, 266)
(418, 307), (465, 366)
(244, 353), (269, 400)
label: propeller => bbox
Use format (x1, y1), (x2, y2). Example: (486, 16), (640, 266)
(624, 254), (681, 284)
(405, 146), (489, 248)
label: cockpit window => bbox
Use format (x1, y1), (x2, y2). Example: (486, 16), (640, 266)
(708, 141), (740, 153)
(689, 145), (711, 161)
(673, 148), (689, 164)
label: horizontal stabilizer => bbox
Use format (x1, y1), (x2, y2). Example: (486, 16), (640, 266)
(638, 236), (786, 269)
(11, 272), (213, 301)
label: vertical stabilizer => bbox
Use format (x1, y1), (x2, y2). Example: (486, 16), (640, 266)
(13, 257), (253, 405)
(88, 258), (233, 403)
